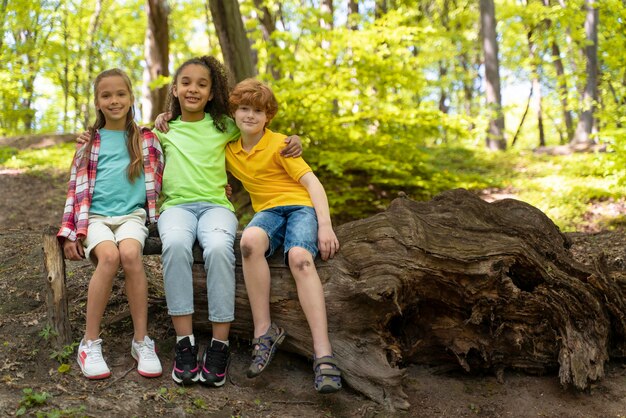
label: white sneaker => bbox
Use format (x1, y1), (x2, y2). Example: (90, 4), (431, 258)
(77, 339), (111, 379)
(131, 336), (162, 377)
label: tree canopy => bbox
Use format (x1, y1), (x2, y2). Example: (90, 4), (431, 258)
(1, 0), (624, 225)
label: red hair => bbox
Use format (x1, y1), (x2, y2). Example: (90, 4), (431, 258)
(229, 78), (278, 126)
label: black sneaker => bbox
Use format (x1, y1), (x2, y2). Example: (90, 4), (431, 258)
(199, 340), (230, 387)
(171, 337), (199, 385)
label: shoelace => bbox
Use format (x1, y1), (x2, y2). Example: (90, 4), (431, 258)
(176, 345), (196, 364)
(205, 346), (228, 370)
(136, 340), (158, 360)
(85, 339), (105, 362)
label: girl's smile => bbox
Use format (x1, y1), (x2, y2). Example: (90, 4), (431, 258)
(174, 64), (213, 122)
(95, 75), (133, 130)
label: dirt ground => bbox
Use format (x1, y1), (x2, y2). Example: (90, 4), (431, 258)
(1, 166), (626, 417)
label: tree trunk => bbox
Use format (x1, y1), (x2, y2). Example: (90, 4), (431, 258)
(347, 0), (358, 29)
(208, 0), (255, 82)
(479, 0), (506, 150)
(572, 0), (598, 146)
(375, 0), (388, 19)
(42, 226), (72, 349)
(527, 30), (545, 147)
(142, 0), (170, 124)
(551, 42), (574, 142)
(82, 0), (103, 129)
(511, 85), (533, 147)
(140, 190), (626, 410)
(253, 0), (280, 80)
(0, 0), (8, 52)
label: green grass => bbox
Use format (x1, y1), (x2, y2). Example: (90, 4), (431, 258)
(1, 141), (623, 232)
(0, 142), (75, 172)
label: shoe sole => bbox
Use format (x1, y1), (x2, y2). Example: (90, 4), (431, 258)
(199, 355), (230, 387)
(77, 355), (111, 380)
(131, 350), (163, 378)
(171, 367), (200, 385)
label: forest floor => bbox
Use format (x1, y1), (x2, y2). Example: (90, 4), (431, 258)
(1, 137), (626, 417)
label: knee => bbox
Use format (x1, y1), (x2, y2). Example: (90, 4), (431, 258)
(119, 245), (142, 269)
(96, 247), (120, 269)
(288, 247), (314, 272)
(161, 235), (192, 260)
(240, 229), (267, 259)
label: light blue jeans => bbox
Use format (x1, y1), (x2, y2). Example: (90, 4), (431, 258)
(158, 202), (238, 322)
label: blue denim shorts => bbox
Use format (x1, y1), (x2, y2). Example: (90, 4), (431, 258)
(246, 205), (318, 264)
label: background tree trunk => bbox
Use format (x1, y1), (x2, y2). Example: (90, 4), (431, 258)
(572, 0), (598, 146)
(81, 0), (103, 130)
(479, 0), (506, 150)
(208, 0), (255, 82)
(142, 0), (169, 124)
(140, 190), (626, 410)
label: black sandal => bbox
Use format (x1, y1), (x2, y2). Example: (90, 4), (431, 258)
(313, 355), (342, 393)
(246, 323), (286, 378)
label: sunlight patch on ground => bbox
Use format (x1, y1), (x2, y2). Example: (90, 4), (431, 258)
(0, 168), (27, 176)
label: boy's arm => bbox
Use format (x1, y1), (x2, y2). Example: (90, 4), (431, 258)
(299, 172), (339, 261)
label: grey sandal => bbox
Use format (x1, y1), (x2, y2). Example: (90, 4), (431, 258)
(246, 323), (286, 378)
(313, 356), (342, 393)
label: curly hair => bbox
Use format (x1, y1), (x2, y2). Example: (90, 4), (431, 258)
(166, 56), (233, 132)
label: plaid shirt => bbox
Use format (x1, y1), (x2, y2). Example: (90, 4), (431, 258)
(57, 127), (164, 242)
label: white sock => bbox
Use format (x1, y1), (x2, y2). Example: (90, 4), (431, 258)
(177, 334), (195, 346)
(211, 337), (229, 346)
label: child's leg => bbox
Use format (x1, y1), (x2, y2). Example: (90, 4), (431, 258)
(240, 227), (272, 338)
(157, 205), (198, 337)
(118, 238), (148, 342)
(85, 241), (120, 341)
(196, 204), (238, 334)
(287, 247), (332, 358)
(196, 204), (238, 386)
(284, 207), (332, 358)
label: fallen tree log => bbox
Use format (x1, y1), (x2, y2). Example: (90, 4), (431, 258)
(45, 189), (626, 411)
(143, 189), (626, 409)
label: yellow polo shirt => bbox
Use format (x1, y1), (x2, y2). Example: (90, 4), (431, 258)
(225, 129), (313, 212)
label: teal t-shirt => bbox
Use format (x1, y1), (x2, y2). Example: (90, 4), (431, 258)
(90, 129), (146, 216)
(154, 114), (239, 212)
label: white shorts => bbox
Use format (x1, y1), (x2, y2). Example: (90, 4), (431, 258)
(83, 208), (149, 259)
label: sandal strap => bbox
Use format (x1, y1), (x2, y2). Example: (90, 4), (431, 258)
(313, 356), (339, 370)
(317, 368), (341, 377)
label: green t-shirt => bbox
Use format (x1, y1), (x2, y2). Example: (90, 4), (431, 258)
(154, 114), (239, 212)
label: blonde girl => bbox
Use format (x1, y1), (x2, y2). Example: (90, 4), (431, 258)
(58, 68), (164, 380)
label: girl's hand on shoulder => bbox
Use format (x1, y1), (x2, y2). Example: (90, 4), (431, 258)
(281, 135), (303, 158)
(225, 183), (233, 199)
(63, 239), (85, 261)
(154, 112), (173, 133)
(318, 226), (339, 261)
(76, 131), (90, 145)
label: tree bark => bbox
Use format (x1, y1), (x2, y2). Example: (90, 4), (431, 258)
(140, 190), (626, 410)
(42, 226), (72, 349)
(253, 0), (280, 80)
(347, 0), (359, 29)
(479, 0), (506, 150)
(142, 0), (169, 124)
(572, 0), (598, 146)
(527, 30), (545, 147)
(208, 0), (256, 82)
(82, 0), (103, 130)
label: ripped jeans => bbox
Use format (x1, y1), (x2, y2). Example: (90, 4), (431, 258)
(158, 202), (238, 322)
